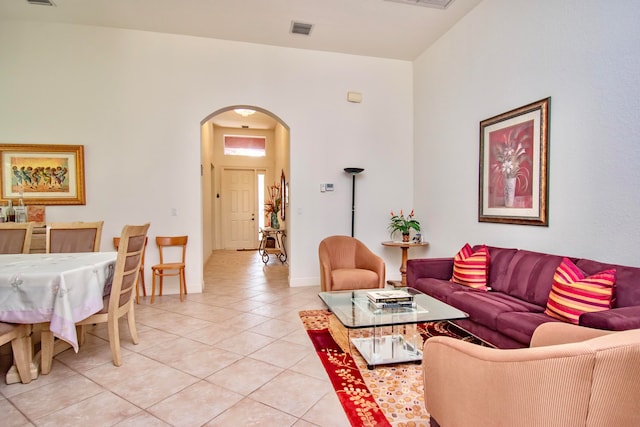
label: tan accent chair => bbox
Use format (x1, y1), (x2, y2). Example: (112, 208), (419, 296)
(318, 235), (385, 292)
(151, 235), (188, 303)
(46, 221), (103, 253)
(0, 222), (34, 254)
(113, 236), (148, 304)
(423, 322), (640, 427)
(0, 323), (33, 384)
(76, 223), (150, 366)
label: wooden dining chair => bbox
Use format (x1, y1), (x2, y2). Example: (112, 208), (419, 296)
(0, 322), (33, 384)
(0, 222), (35, 254)
(46, 221), (104, 253)
(76, 223), (150, 367)
(151, 235), (188, 303)
(113, 236), (148, 304)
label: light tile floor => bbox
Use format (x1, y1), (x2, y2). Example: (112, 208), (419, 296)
(0, 250), (350, 426)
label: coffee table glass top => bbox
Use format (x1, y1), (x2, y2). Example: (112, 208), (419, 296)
(318, 287), (468, 329)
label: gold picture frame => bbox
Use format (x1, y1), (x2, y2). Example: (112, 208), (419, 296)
(478, 98), (550, 226)
(0, 143), (86, 205)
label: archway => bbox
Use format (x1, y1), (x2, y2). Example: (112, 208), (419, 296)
(200, 105), (290, 279)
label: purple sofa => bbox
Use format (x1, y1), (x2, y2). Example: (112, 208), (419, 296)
(406, 245), (640, 349)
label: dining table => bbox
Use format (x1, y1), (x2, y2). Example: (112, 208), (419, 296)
(0, 252), (117, 383)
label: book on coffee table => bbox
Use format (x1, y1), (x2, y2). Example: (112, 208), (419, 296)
(366, 289), (414, 304)
(368, 299), (416, 312)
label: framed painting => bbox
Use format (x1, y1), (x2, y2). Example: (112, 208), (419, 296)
(0, 144), (86, 205)
(478, 98), (550, 226)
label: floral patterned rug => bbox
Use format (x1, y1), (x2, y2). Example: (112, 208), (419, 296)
(299, 310), (487, 427)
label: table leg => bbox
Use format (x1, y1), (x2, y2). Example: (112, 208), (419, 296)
(40, 325), (54, 375)
(399, 246), (409, 286)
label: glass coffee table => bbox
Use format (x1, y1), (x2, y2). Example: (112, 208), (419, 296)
(318, 288), (468, 369)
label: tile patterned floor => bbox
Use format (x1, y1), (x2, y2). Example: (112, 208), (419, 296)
(0, 250), (350, 426)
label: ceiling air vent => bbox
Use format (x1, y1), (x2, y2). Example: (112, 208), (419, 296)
(290, 21), (313, 36)
(384, 0), (454, 9)
(27, 0), (56, 5)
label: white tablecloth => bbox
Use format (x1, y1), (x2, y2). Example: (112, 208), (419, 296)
(0, 252), (117, 352)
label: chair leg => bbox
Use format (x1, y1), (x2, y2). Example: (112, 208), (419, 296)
(151, 270), (157, 304)
(159, 274), (164, 296)
(107, 315), (122, 367)
(182, 268), (187, 295)
(77, 324), (86, 346)
(127, 300), (139, 344)
(139, 266), (147, 296)
(135, 276), (140, 305)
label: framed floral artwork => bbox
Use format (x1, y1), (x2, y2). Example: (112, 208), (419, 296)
(478, 98), (550, 226)
(0, 143), (86, 205)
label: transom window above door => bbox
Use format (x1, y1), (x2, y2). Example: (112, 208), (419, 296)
(224, 135), (266, 157)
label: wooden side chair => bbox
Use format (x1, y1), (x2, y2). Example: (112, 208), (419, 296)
(0, 322), (33, 384)
(0, 222), (35, 254)
(76, 223), (150, 366)
(151, 235), (188, 303)
(46, 221), (104, 253)
(113, 236), (148, 304)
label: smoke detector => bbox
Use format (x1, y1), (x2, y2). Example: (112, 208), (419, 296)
(290, 21), (313, 36)
(384, 0), (454, 9)
(27, 0), (56, 6)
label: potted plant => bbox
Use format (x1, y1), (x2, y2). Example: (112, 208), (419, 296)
(265, 183), (281, 229)
(388, 209), (421, 242)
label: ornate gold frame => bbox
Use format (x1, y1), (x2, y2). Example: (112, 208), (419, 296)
(0, 143), (86, 205)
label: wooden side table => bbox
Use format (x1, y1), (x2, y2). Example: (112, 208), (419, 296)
(381, 241), (429, 286)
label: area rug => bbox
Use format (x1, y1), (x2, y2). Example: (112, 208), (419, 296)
(299, 310), (488, 427)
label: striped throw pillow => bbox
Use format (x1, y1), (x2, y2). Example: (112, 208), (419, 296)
(451, 244), (490, 290)
(544, 257), (616, 324)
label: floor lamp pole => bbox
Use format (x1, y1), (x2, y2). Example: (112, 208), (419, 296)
(344, 167), (364, 237)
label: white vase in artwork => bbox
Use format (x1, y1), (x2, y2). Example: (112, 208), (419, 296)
(504, 177), (516, 208)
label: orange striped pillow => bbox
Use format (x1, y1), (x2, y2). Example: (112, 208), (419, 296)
(451, 244), (490, 290)
(544, 257), (615, 324)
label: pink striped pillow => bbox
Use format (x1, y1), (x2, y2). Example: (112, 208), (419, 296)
(451, 244), (490, 290)
(545, 257), (616, 324)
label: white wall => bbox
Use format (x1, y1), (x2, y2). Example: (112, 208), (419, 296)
(414, 0), (640, 265)
(0, 21), (414, 290)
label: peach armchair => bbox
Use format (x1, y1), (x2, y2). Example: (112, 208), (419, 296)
(422, 322), (640, 427)
(318, 235), (385, 292)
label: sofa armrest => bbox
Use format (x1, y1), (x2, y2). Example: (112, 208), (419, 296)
(406, 258), (453, 286)
(530, 322), (613, 348)
(422, 336), (594, 427)
(579, 305), (640, 330)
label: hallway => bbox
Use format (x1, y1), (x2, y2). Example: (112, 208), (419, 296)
(1, 250), (349, 426)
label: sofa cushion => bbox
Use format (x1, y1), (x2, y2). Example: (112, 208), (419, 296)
(580, 306), (640, 330)
(494, 249), (569, 307)
(478, 246), (518, 290)
(496, 311), (561, 345)
(544, 258), (615, 324)
(413, 278), (470, 303)
(451, 244), (490, 290)
(576, 258), (640, 308)
(447, 291), (544, 330)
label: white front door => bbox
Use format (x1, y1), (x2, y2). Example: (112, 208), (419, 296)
(222, 169), (258, 249)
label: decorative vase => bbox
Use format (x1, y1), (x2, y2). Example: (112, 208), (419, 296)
(270, 212), (280, 229)
(504, 177), (516, 208)
(402, 232), (410, 242)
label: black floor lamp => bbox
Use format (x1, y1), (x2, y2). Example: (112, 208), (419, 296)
(344, 167), (364, 237)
